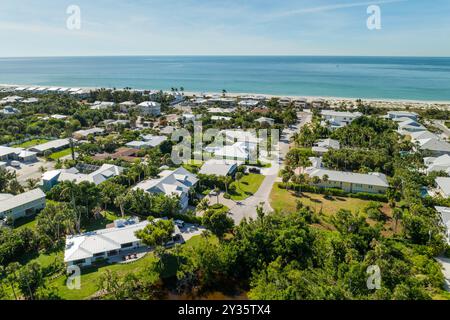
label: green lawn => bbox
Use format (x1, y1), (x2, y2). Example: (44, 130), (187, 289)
(49, 148), (73, 160)
(12, 139), (50, 148)
(229, 173), (265, 201)
(13, 215), (38, 230)
(49, 235), (209, 300)
(269, 183), (386, 216)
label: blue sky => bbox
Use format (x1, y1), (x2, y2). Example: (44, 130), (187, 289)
(0, 0), (449, 57)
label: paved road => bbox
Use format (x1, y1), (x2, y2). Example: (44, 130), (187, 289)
(206, 112), (313, 224)
(432, 120), (450, 140)
(436, 257), (450, 292)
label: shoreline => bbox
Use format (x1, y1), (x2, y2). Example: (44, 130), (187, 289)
(1, 83), (450, 107)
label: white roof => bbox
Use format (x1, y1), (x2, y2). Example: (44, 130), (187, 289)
(213, 143), (250, 160)
(221, 130), (260, 144)
(44, 164), (123, 186)
(73, 128), (105, 137)
(0, 146), (22, 158)
(134, 167), (198, 198)
(315, 138), (340, 150)
(140, 135), (167, 147)
(64, 220), (148, 262)
(306, 168), (389, 188)
(255, 117), (274, 123)
(30, 138), (71, 153)
(410, 130), (438, 141)
(138, 101), (160, 107)
(418, 138), (450, 153)
(321, 110), (362, 118)
(436, 177), (450, 197)
(435, 206), (450, 228)
(0, 189), (45, 213)
(199, 159), (242, 176)
(387, 111), (418, 117)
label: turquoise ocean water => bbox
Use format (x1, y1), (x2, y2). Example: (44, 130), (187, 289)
(0, 56), (449, 101)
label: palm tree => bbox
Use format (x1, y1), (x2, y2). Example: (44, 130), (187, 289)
(223, 176), (232, 195)
(114, 195), (127, 217)
(197, 198), (210, 212)
(26, 178), (39, 190)
(214, 187), (220, 204)
(235, 172), (244, 190)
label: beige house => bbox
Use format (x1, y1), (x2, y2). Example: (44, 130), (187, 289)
(305, 168), (389, 194)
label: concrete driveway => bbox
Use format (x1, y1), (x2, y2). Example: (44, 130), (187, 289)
(205, 112), (312, 224)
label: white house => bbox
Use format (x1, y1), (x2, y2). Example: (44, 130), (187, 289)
(42, 164), (124, 190)
(29, 138), (73, 155)
(0, 189), (46, 221)
(238, 99), (260, 109)
(199, 159), (242, 177)
(90, 101), (115, 110)
(436, 177), (450, 198)
(1, 106), (20, 116)
(424, 154), (450, 174)
(255, 117), (275, 126)
(119, 101), (136, 112)
(387, 111), (419, 121)
(397, 119), (426, 134)
(133, 167), (198, 210)
(0, 146), (37, 163)
(138, 101), (161, 116)
(416, 138), (450, 157)
(312, 138), (340, 155)
(435, 206), (450, 244)
(305, 168), (389, 194)
(126, 135), (167, 149)
(321, 110), (362, 130)
(73, 128), (105, 139)
(64, 218), (183, 267)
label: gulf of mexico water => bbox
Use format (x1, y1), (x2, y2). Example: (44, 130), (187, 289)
(0, 55), (449, 101)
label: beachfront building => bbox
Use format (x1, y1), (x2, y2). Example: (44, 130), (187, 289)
(64, 218), (183, 267)
(436, 177), (450, 198)
(73, 128), (105, 139)
(305, 168), (389, 194)
(312, 138), (341, 155)
(133, 167), (198, 210)
(211, 116), (232, 122)
(199, 159), (242, 177)
(279, 97), (292, 107)
(42, 164), (124, 190)
(0, 189), (46, 221)
(435, 206), (450, 244)
(294, 98), (308, 109)
(29, 138), (73, 155)
(320, 110), (362, 130)
(138, 101), (161, 116)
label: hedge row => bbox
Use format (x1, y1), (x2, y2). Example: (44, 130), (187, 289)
(279, 183), (388, 202)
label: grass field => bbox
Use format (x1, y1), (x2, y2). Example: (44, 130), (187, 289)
(12, 139), (49, 148)
(229, 173), (265, 201)
(49, 148), (73, 160)
(48, 235), (210, 300)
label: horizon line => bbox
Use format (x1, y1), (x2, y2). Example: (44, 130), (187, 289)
(0, 54), (450, 59)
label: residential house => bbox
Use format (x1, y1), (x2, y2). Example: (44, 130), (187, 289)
(305, 168), (389, 194)
(0, 189), (46, 221)
(321, 110), (362, 130)
(435, 206), (450, 244)
(64, 218), (183, 267)
(29, 138), (73, 155)
(0, 106), (20, 116)
(90, 101), (115, 110)
(424, 154), (450, 174)
(138, 101), (161, 116)
(436, 177), (450, 198)
(133, 167), (198, 210)
(255, 117), (275, 126)
(119, 101), (136, 112)
(397, 119), (426, 134)
(238, 99), (260, 109)
(312, 138), (341, 155)
(73, 128), (105, 139)
(42, 164), (124, 190)
(125, 135), (167, 149)
(387, 111), (419, 121)
(199, 159), (242, 177)
(416, 138), (450, 157)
